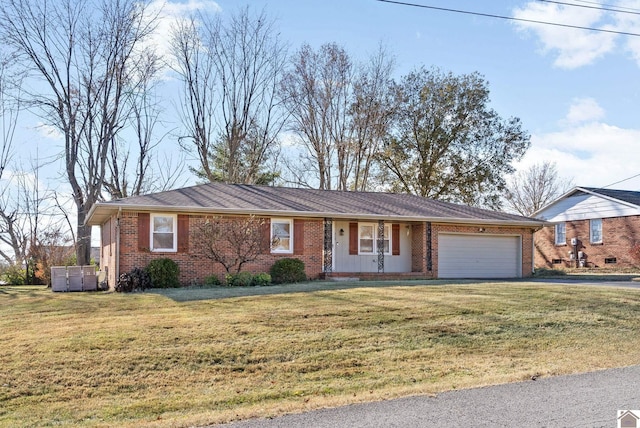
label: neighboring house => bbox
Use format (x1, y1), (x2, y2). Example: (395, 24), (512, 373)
(85, 182), (545, 288)
(533, 187), (640, 269)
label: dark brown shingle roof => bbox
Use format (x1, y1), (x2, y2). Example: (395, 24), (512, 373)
(86, 182), (543, 226)
(580, 187), (640, 207)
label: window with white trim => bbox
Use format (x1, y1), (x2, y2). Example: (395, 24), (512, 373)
(554, 223), (566, 246)
(590, 218), (603, 244)
(359, 223), (391, 255)
(151, 214), (177, 252)
(271, 218), (293, 253)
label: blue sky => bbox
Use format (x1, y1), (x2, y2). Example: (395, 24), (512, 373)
(215, 0), (640, 190)
(10, 0), (640, 194)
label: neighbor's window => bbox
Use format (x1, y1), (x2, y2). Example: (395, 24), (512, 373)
(151, 214), (177, 252)
(555, 223), (566, 246)
(359, 223), (391, 255)
(590, 218), (603, 244)
(271, 218), (293, 253)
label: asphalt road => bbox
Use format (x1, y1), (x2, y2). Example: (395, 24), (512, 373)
(219, 365), (640, 427)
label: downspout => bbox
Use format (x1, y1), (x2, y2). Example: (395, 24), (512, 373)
(115, 207), (122, 289)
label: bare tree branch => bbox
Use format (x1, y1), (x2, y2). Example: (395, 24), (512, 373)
(171, 7), (286, 185)
(0, 0), (160, 265)
(504, 161), (574, 216)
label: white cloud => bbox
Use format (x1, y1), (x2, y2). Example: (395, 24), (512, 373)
(35, 122), (63, 140)
(515, 100), (640, 189)
(612, 0), (640, 66)
(144, 0), (221, 74)
(563, 97), (605, 125)
(512, 1), (618, 69)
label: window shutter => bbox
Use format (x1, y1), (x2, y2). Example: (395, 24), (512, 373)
(177, 215), (189, 253)
(138, 213), (150, 251)
(262, 219), (272, 252)
(349, 222), (358, 255)
(392, 223), (400, 256)
(293, 219), (304, 255)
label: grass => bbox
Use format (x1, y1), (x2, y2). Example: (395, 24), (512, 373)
(2, 281), (640, 427)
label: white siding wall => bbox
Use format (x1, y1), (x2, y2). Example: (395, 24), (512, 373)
(333, 220), (412, 273)
(537, 194), (640, 222)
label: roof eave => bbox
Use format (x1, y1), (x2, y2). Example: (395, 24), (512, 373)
(532, 186), (640, 218)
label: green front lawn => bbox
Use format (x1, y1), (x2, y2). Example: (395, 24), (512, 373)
(2, 281), (640, 427)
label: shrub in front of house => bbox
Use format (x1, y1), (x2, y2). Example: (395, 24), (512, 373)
(224, 272), (272, 287)
(252, 273), (272, 286)
(203, 274), (222, 287)
(225, 271), (254, 287)
(145, 258), (180, 288)
(116, 267), (152, 292)
(270, 258), (306, 284)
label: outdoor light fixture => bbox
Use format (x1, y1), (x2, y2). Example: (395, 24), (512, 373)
(339, 228), (344, 236)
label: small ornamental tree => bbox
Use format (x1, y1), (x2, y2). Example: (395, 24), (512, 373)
(195, 215), (271, 274)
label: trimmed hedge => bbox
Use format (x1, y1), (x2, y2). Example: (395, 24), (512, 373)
(146, 258), (180, 288)
(225, 272), (272, 287)
(270, 258), (306, 284)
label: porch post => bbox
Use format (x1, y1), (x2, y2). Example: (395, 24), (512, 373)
(323, 218), (333, 273)
(377, 220), (385, 273)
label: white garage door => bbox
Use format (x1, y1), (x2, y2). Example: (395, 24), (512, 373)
(438, 234), (521, 278)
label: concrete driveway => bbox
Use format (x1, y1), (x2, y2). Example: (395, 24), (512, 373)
(219, 365), (640, 427)
(529, 277), (640, 289)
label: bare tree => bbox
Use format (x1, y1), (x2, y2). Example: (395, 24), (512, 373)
(195, 215), (270, 274)
(0, 163), (42, 268)
(0, 0), (159, 265)
(171, 7), (286, 185)
(0, 51), (20, 183)
(349, 46), (395, 191)
(0, 49), (24, 265)
(505, 161), (574, 216)
(280, 43), (353, 190)
(104, 49), (164, 199)
(28, 226), (75, 285)
(171, 15), (218, 182)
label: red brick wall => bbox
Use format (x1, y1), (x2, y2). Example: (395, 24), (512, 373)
(535, 216), (640, 269)
(99, 216), (118, 287)
(98, 212), (536, 288)
(115, 212), (325, 287)
(411, 223), (428, 274)
(431, 223), (535, 277)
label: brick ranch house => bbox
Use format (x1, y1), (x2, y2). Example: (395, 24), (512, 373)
(534, 187), (640, 269)
(85, 183), (545, 288)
